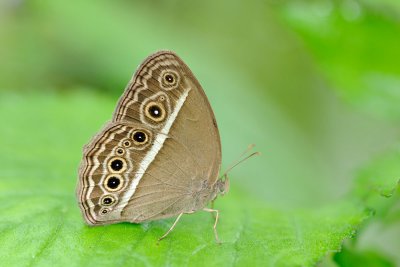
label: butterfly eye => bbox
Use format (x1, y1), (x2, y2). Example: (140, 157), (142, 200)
(100, 195), (116, 206)
(145, 101), (166, 122)
(160, 70), (179, 90)
(107, 157), (127, 173)
(104, 174), (124, 192)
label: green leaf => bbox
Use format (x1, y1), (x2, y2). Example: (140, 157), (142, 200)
(332, 149), (400, 266)
(1, 1), (400, 265)
(354, 149), (400, 207)
(333, 246), (395, 267)
(274, 0), (400, 120)
(0, 90), (397, 267)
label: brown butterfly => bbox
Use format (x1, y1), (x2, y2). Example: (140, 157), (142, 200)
(76, 51), (255, 243)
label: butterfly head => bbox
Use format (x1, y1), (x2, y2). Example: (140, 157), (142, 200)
(217, 175), (230, 196)
(207, 176), (230, 204)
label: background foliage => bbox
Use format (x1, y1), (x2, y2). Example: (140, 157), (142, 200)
(0, 0), (399, 266)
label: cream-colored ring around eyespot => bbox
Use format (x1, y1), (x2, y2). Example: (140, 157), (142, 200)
(159, 69), (180, 90)
(115, 147), (125, 156)
(122, 139), (132, 148)
(131, 129), (150, 146)
(100, 194), (117, 207)
(144, 101), (166, 122)
(107, 156), (127, 174)
(104, 174), (124, 192)
(139, 92), (171, 128)
(99, 207), (110, 216)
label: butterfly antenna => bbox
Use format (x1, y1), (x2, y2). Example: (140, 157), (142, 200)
(220, 144), (260, 180)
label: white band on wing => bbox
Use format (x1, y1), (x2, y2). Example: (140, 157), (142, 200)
(117, 87), (191, 213)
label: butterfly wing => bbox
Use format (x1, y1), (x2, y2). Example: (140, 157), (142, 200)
(77, 51), (221, 225)
(77, 122), (158, 224)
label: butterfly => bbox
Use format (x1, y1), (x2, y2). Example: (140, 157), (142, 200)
(76, 50), (253, 243)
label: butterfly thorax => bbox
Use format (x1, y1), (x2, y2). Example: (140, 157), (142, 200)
(190, 177), (229, 212)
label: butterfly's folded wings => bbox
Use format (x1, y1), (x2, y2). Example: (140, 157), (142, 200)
(77, 51), (221, 225)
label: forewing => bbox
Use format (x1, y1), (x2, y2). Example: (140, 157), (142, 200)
(113, 51), (222, 222)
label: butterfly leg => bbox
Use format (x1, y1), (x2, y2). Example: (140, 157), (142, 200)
(210, 199), (215, 213)
(209, 200), (217, 221)
(158, 211), (195, 242)
(158, 213), (184, 242)
(203, 208), (221, 244)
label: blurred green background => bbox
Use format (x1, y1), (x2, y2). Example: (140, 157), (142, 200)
(0, 0), (399, 266)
